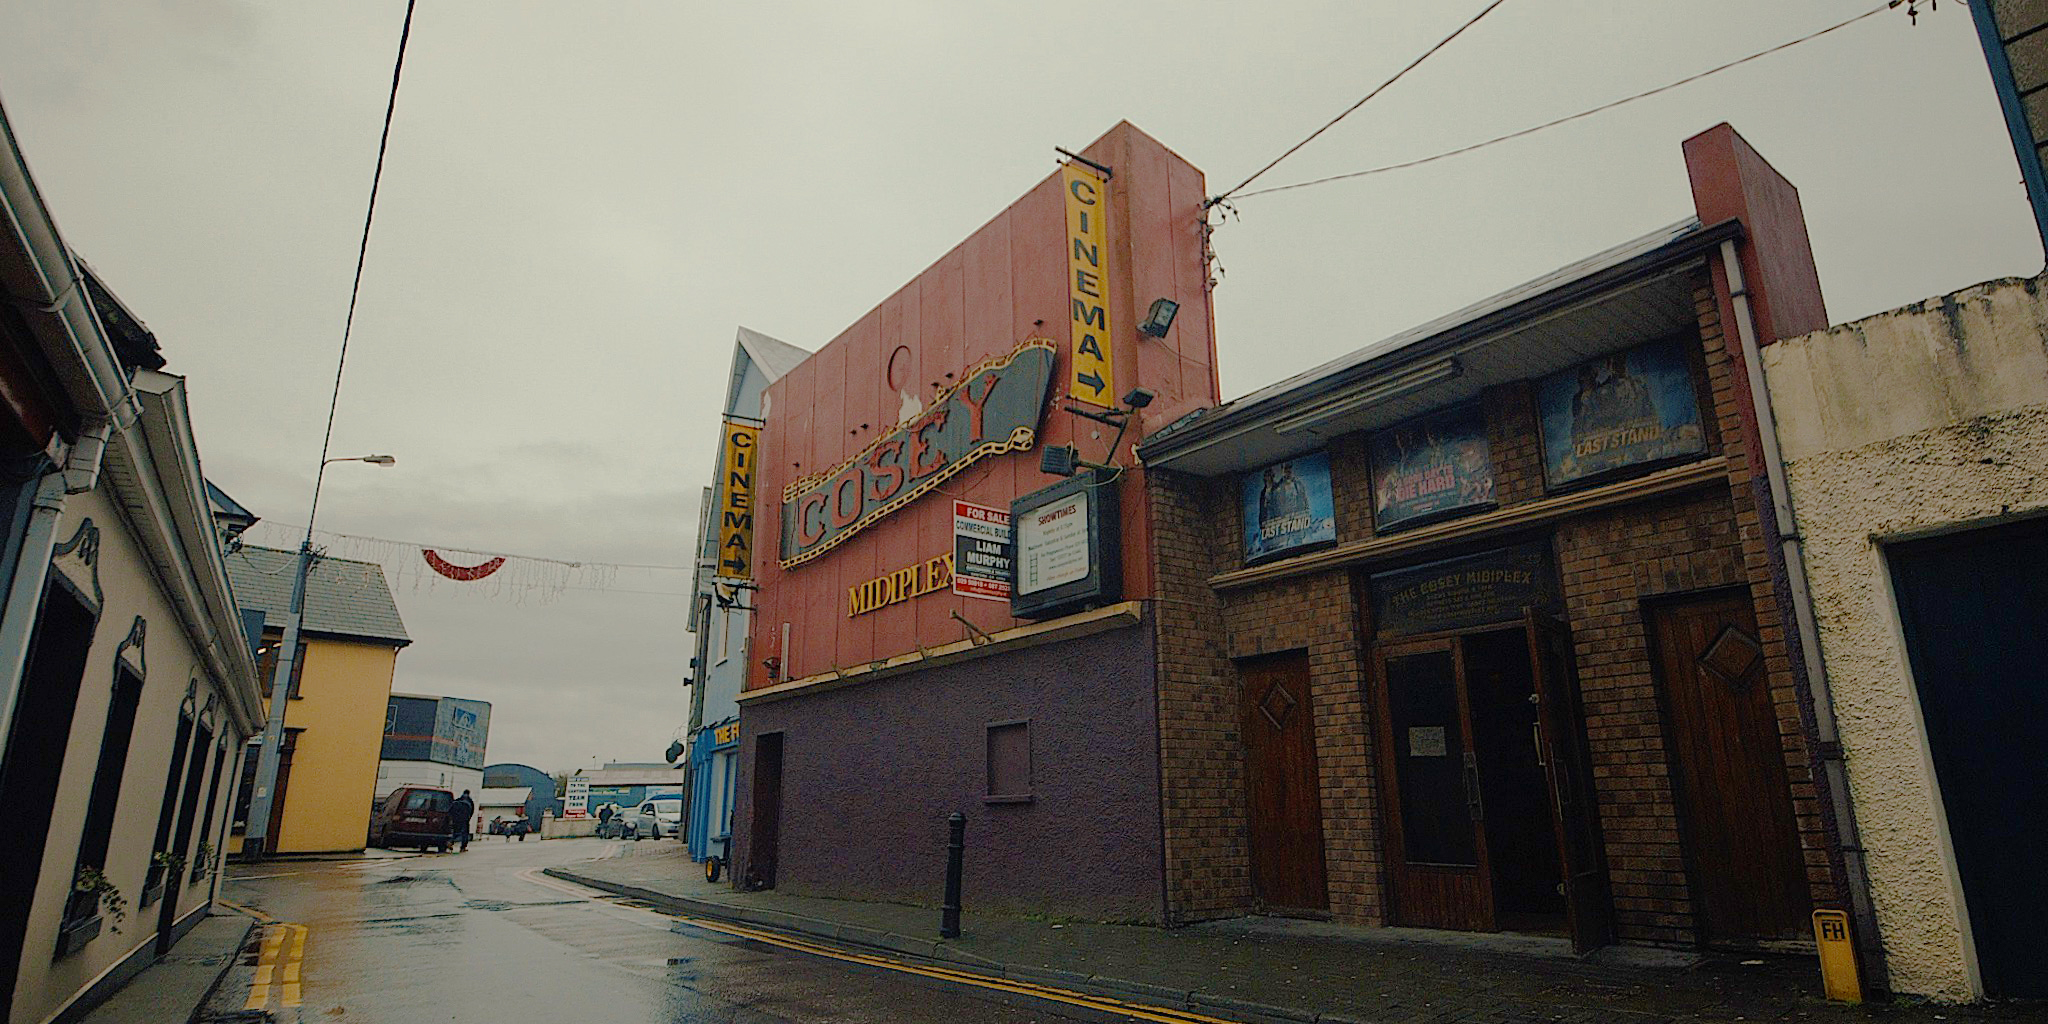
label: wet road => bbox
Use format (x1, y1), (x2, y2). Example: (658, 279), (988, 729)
(215, 838), (1115, 1024)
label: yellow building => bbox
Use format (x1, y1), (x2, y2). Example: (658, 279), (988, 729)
(225, 547), (410, 855)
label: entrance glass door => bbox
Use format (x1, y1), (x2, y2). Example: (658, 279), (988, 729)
(1377, 638), (1494, 932)
(1375, 620), (1613, 948)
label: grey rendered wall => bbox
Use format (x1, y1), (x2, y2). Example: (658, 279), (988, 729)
(732, 614), (1163, 923)
(1763, 273), (2048, 1000)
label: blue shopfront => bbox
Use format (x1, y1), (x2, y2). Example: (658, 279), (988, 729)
(687, 718), (741, 870)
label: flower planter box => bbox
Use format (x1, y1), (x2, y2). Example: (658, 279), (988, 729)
(55, 892), (101, 959)
(139, 864), (166, 909)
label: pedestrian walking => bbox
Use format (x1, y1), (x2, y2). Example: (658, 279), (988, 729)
(451, 790), (475, 852)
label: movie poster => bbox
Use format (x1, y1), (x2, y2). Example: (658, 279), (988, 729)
(1241, 452), (1337, 563)
(1537, 338), (1707, 488)
(1369, 405), (1495, 532)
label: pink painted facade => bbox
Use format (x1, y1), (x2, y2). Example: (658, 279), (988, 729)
(747, 122), (1218, 689)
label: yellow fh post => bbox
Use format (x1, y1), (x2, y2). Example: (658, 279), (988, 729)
(1812, 909), (1862, 1003)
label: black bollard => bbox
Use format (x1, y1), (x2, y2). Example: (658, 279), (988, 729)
(940, 812), (965, 939)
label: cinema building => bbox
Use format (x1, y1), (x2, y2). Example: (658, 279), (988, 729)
(732, 122), (1220, 921)
(1137, 123), (1873, 966)
(731, 119), (1876, 981)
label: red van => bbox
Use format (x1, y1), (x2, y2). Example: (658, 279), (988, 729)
(370, 786), (455, 851)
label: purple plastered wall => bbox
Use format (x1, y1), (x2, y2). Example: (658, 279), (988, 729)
(731, 612), (1164, 923)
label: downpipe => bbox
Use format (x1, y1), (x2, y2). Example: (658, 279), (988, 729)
(1719, 240), (1887, 993)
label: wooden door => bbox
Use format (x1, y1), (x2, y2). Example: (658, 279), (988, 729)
(1526, 610), (1615, 952)
(1375, 638), (1494, 931)
(1888, 519), (2048, 998)
(1647, 590), (1810, 943)
(1238, 652), (1328, 913)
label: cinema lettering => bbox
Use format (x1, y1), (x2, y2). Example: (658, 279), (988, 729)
(779, 338), (1056, 568)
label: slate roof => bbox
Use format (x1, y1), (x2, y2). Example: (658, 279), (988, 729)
(226, 544), (410, 646)
(1140, 217), (1713, 457)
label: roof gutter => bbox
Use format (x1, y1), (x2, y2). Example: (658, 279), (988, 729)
(1139, 219), (1744, 470)
(0, 109), (141, 435)
(0, 101), (142, 747)
(130, 372), (266, 733)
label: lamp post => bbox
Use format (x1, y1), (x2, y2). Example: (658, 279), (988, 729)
(241, 455), (394, 859)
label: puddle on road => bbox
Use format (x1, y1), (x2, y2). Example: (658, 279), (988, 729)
(459, 898), (586, 912)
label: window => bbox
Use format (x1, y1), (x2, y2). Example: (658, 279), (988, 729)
(985, 720), (1031, 803)
(143, 708), (194, 906)
(191, 740), (229, 881)
(402, 790), (449, 812)
(254, 631), (308, 699)
(68, 665), (145, 929)
(231, 739), (260, 832)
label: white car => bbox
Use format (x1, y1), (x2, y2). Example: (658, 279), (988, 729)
(630, 797), (682, 840)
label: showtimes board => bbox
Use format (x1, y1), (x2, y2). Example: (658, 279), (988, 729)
(1010, 470), (1120, 620)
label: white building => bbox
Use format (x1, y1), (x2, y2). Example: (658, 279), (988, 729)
(685, 327), (806, 868)
(0, 96), (263, 1023)
(1765, 273), (2048, 1001)
(376, 691), (490, 806)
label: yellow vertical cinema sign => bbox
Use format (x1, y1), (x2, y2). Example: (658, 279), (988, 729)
(715, 419), (760, 581)
(1063, 163), (1116, 407)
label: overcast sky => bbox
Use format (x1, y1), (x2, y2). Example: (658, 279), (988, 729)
(1, 1), (2036, 774)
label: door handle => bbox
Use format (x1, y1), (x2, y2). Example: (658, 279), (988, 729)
(1532, 723), (1547, 768)
(1463, 752), (1483, 821)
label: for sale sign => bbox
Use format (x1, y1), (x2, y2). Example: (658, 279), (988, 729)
(952, 500), (1013, 602)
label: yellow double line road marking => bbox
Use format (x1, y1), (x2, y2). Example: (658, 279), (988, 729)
(215, 897), (273, 924)
(244, 922), (309, 1010)
(672, 915), (1238, 1024)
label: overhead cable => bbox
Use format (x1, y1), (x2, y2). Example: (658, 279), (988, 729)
(306, 0), (419, 531)
(1235, 2), (1893, 201)
(1209, 0), (1512, 206)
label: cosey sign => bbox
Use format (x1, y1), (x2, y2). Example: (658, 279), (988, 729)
(779, 338), (1055, 568)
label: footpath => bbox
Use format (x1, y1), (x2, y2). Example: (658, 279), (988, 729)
(72, 911), (253, 1024)
(549, 844), (2046, 1024)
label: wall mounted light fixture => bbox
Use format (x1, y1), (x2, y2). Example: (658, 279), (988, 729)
(1139, 298), (1179, 338)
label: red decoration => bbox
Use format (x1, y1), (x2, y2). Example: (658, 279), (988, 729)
(423, 549), (507, 581)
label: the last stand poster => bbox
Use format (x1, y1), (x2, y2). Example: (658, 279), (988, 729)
(1241, 451), (1337, 563)
(1537, 338), (1707, 488)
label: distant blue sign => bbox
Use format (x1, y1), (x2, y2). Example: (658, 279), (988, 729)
(1537, 338), (1706, 488)
(1242, 452), (1337, 563)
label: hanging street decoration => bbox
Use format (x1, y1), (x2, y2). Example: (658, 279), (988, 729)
(232, 525), (690, 604)
(423, 549), (509, 581)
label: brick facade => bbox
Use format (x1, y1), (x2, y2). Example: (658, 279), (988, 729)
(1148, 468), (1250, 922)
(1147, 268), (1839, 947)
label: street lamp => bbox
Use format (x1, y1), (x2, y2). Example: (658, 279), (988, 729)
(240, 453), (394, 859)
